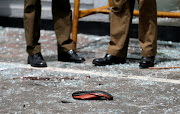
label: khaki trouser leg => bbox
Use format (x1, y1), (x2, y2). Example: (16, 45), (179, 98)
(108, 0), (157, 58)
(24, 0), (41, 55)
(108, 0), (135, 58)
(138, 0), (157, 57)
(52, 0), (73, 53)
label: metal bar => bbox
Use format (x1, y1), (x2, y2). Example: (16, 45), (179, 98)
(79, 7), (110, 18)
(157, 11), (180, 18)
(108, 0), (112, 6)
(149, 67), (180, 69)
(80, 9), (180, 19)
(72, 0), (80, 51)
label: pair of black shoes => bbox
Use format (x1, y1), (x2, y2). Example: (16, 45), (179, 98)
(28, 50), (85, 67)
(92, 54), (155, 68)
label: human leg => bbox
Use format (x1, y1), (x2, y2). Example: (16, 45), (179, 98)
(24, 0), (41, 55)
(107, 0), (135, 58)
(52, 0), (73, 52)
(138, 0), (157, 68)
(24, 0), (47, 67)
(93, 0), (135, 66)
(52, 0), (85, 63)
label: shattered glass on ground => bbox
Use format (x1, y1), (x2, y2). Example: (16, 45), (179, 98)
(0, 27), (180, 113)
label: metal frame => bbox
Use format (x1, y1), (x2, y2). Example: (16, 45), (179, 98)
(72, 0), (180, 50)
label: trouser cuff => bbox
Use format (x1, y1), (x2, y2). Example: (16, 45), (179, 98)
(107, 48), (127, 58)
(27, 44), (41, 56)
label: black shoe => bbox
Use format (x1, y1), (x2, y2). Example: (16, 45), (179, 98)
(139, 56), (155, 69)
(28, 52), (47, 67)
(58, 50), (85, 63)
(92, 54), (126, 66)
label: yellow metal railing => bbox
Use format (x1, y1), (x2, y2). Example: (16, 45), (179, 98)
(72, 0), (180, 50)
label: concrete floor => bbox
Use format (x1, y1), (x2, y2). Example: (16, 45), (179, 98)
(0, 27), (180, 113)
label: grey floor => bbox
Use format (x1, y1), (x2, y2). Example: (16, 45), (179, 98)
(0, 27), (180, 113)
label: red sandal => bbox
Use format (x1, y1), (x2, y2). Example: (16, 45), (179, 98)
(72, 90), (113, 100)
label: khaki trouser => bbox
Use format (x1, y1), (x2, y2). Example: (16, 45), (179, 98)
(108, 0), (157, 58)
(24, 0), (73, 55)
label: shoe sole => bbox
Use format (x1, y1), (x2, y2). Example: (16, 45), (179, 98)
(58, 59), (85, 63)
(139, 64), (154, 69)
(27, 61), (47, 67)
(93, 61), (111, 66)
(92, 61), (125, 66)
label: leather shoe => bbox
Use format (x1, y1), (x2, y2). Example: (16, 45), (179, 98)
(28, 52), (47, 67)
(58, 50), (85, 63)
(139, 56), (155, 69)
(92, 54), (126, 66)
